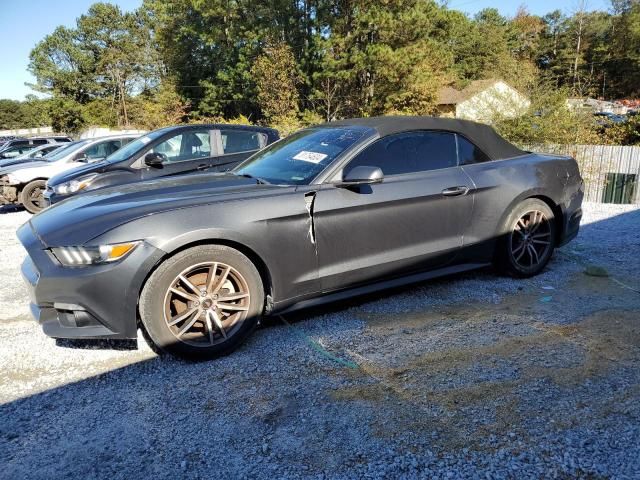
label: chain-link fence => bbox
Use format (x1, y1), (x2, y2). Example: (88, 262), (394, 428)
(526, 144), (640, 205)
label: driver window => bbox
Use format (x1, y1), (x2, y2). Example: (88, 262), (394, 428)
(83, 140), (122, 161)
(149, 131), (211, 163)
(343, 131), (457, 177)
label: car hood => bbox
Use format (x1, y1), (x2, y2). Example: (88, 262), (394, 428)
(0, 160), (48, 176)
(0, 158), (31, 169)
(28, 172), (285, 247)
(48, 160), (110, 186)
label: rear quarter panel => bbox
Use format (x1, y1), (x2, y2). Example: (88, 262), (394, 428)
(462, 153), (582, 248)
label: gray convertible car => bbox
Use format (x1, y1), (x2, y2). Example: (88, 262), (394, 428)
(18, 117), (583, 358)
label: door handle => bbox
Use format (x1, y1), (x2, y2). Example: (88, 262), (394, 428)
(196, 164), (208, 171)
(441, 186), (469, 197)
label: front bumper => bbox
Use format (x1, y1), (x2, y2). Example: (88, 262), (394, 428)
(42, 188), (68, 207)
(18, 222), (165, 339)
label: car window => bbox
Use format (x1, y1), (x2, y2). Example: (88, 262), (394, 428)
(149, 130), (211, 163)
(457, 135), (490, 164)
(344, 131), (458, 177)
(1, 144), (36, 158)
(29, 146), (56, 158)
(32, 139), (48, 145)
(45, 140), (89, 162)
(83, 140), (123, 160)
(235, 126), (373, 185)
(220, 130), (267, 154)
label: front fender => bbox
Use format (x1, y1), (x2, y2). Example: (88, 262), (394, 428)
(90, 199), (319, 302)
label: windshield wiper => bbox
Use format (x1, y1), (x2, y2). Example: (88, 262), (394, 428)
(234, 172), (269, 184)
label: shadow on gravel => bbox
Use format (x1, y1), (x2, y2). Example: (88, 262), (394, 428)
(0, 205), (24, 214)
(1, 208), (639, 479)
(55, 338), (138, 351)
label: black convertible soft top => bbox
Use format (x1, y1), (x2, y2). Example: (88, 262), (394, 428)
(323, 116), (524, 160)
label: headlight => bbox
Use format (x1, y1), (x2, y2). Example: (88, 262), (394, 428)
(51, 241), (140, 267)
(53, 174), (97, 195)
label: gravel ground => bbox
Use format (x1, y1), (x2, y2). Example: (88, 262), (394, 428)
(1, 202), (639, 479)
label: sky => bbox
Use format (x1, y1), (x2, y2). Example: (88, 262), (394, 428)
(0, 0), (141, 101)
(0, 0), (611, 101)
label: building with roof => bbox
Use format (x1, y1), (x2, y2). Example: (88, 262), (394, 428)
(436, 79), (530, 123)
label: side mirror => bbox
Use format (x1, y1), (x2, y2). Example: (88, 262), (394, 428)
(75, 153), (89, 162)
(144, 152), (165, 168)
(338, 166), (384, 187)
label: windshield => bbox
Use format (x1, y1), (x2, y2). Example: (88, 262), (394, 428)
(234, 126), (374, 185)
(22, 144), (59, 159)
(104, 128), (170, 164)
(44, 140), (90, 162)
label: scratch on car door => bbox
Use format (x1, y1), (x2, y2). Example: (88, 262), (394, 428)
(304, 191), (317, 246)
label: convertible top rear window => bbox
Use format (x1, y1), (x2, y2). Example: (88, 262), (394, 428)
(235, 126), (374, 185)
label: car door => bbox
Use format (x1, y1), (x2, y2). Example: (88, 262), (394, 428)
(139, 128), (215, 180)
(312, 131), (474, 292)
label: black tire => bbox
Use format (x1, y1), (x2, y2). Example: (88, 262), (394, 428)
(20, 180), (47, 214)
(139, 245), (264, 359)
(495, 198), (557, 278)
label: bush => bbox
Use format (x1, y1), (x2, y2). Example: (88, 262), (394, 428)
(493, 82), (600, 146)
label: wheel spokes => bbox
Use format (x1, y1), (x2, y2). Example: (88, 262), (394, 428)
(204, 310), (216, 344)
(164, 261), (250, 347)
(168, 306), (199, 326)
(217, 302), (249, 312)
(205, 262), (218, 293)
(208, 309), (227, 339)
(169, 287), (198, 302)
(529, 211), (542, 234)
(176, 312), (201, 337)
(517, 219), (528, 231)
(511, 210), (551, 269)
(211, 266), (230, 294)
(219, 292), (249, 302)
(179, 274), (201, 296)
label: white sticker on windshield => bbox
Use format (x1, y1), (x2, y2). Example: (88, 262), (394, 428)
(139, 136), (152, 145)
(293, 151), (327, 163)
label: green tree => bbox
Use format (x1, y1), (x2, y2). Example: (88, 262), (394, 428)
(0, 100), (25, 129)
(314, 0), (454, 118)
(48, 98), (86, 134)
(29, 3), (160, 127)
(251, 42), (301, 133)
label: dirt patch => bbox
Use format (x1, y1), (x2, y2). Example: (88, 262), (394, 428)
(332, 303), (640, 450)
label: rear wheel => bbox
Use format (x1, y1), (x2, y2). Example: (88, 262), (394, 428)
(20, 180), (47, 214)
(496, 198), (556, 277)
(139, 245), (264, 359)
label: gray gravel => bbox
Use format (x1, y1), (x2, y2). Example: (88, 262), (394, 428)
(1, 202), (639, 479)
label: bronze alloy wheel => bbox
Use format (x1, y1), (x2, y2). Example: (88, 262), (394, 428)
(163, 261), (251, 347)
(509, 210), (553, 269)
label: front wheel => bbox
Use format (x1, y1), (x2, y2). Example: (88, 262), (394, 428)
(139, 245), (264, 359)
(20, 180), (47, 214)
(495, 198), (557, 278)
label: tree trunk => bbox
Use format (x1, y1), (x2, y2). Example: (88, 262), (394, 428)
(572, 6), (585, 94)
